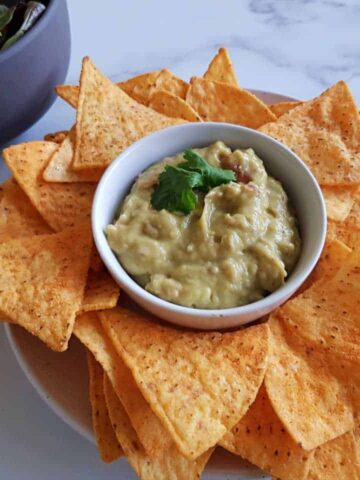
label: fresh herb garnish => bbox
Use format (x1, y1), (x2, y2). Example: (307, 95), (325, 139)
(179, 149), (236, 190)
(151, 149), (236, 214)
(0, 1), (46, 51)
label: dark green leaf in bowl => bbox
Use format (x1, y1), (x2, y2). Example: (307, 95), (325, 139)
(1, 1), (46, 51)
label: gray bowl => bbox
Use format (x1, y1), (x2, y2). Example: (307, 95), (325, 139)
(0, 0), (71, 144)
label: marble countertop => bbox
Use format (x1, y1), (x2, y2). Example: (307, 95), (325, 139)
(0, 0), (359, 478)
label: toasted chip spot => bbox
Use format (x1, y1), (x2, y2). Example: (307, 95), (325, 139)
(203, 48), (238, 87)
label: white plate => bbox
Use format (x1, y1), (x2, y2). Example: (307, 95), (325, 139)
(4, 90), (297, 479)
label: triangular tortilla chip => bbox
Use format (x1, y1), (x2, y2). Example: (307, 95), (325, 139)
(99, 307), (270, 460)
(80, 269), (120, 313)
(74, 311), (209, 469)
(3, 141), (96, 231)
(220, 385), (314, 480)
(86, 352), (123, 463)
(55, 84), (79, 108)
(148, 90), (201, 121)
(260, 82), (360, 186)
(269, 101), (302, 118)
(307, 431), (360, 480)
(186, 78), (276, 128)
(0, 224), (92, 351)
(203, 47), (238, 86)
(73, 58), (183, 171)
(43, 130), (68, 144)
(104, 375), (213, 480)
(265, 318), (354, 450)
(149, 68), (189, 99)
(276, 242), (360, 360)
(322, 186), (357, 222)
(118, 71), (160, 105)
(0, 178), (52, 242)
(43, 128), (102, 183)
(297, 238), (351, 294)
(56, 71), (160, 109)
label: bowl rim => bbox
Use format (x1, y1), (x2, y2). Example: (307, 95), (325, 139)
(0, 0), (58, 61)
(92, 122), (327, 319)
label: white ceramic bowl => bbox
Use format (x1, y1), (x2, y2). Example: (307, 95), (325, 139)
(92, 123), (326, 330)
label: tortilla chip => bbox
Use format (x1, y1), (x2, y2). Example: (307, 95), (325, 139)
(80, 269), (120, 313)
(260, 81), (360, 186)
(307, 431), (360, 479)
(56, 71), (160, 108)
(322, 186), (357, 222)
(265, 318), (354, 450)
(0, 223), (92, 351)
(276, 241), (360, 359)
(43, 129), (102, 183)
(148, 90), (201, 121)
(149, 69), (189, 99)
(118, 71), (160, 105)
(0, 178), (52, 242)
(220, 385), (314, 480)
(186, 78), (276, 128)
(297, 238), (352, 294)
(3, 141), (96, 231)
(99, 306), (270, 460)
(55, 84), (79, 108)
(75, 312), (200, 461)
(73, 58), (183, 171)
(43, 130), (68, 144)
(269, 101), (302, 118)
(87, 352), (123, 463)
(104, 375), (213, 480)
(203, 47), (238, 86)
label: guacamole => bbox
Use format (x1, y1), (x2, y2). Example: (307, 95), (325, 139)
(106, 141), (301, 309)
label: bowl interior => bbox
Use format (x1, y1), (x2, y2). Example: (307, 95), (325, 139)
(93, 122), (326, 321)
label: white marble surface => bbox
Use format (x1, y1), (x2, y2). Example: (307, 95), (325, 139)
(0, 0), (360, 478)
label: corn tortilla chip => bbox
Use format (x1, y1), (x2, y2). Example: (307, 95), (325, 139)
(269, 101), (302, 118)
(297, 238), (351, 294)
(0, 224), (92, 351)
(275, 242), (360, 360)
(75, 312), (198, 461)
(104, 375), (213, 480)
(87, 352), (123, 463)
(220, 385), (314, 480)
(307, 431), (360, 479)
(265, 318), (354, 450)
(148, 90), (201, 121)
(55, 84), (79, 108)
(43, 129), (102, 183)
(56, 71), (160, 108)
(80, 269), (120, 313)
(73, 58), (183, 171)
(186, 78), (276, 128)
(118, 71), (160, 105)
(203, 47), (238, 86)
(149, 68), (189, 99)
(3, 141), (96, 231)
(100, 307), (270, 460)
(0, 178), (52, 242)
(322, 186), (357, 222)
(43, 130), (68, 144)
(260, 81), (360, 186)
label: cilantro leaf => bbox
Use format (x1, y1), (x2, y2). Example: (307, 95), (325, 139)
(151, 165), (203, 214)
(151, 150), (236, 215)
(179, 149), (236, 190)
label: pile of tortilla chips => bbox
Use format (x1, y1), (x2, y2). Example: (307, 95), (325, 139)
(1, 48), (360, 479)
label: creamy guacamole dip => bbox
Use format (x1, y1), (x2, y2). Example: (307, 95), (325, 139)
(106, 142), (301, 309)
